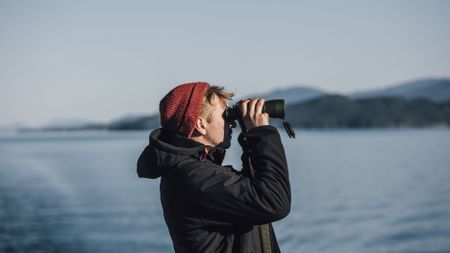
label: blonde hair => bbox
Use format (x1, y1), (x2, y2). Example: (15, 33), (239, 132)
(200, 86), (234, 122)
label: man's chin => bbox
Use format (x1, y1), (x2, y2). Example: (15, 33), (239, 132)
(218, 135), (232, 149)
(216, 142), (229, 149)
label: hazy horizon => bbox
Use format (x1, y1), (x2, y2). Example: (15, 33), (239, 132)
(1, 1), (450, 127)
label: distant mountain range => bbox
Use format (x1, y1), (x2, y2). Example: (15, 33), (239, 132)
(286, 95), (450, 128)
(247, 78), (450, 103)
(349, 78), (450, 102)
(19, 78), (450, 131)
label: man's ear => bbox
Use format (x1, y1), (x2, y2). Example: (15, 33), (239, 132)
(194, 117), (207, 136)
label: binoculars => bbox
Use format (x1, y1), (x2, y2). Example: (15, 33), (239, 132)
(224, 99), (296, 138)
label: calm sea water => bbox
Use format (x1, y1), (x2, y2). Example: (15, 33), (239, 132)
(0, 129), (449, 253)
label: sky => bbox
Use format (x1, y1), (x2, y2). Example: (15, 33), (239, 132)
(1, 0), (450, 127)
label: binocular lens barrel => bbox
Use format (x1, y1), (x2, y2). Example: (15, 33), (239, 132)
(263, 99), (285, 119)
(224, 99), (285, 121)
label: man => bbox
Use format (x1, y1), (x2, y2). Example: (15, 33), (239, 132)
(137, 82), (291, 253)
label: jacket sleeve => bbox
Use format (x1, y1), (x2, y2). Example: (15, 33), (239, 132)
(183, 125), (291, 225)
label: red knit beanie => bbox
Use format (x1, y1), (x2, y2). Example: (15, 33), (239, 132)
(159, 82), (209, 137)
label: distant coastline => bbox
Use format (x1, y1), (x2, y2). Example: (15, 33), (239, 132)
(16, 96), (449, 132)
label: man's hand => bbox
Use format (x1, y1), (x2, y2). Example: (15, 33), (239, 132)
(240, 99), (269, 132)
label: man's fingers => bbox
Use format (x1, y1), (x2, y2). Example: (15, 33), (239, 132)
(240, 99), (249, 117)
(248, 99), (258, 118)
(255, 99), (265, 115)
(239, 98), (270, 131)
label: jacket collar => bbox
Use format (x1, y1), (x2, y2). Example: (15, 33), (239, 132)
(151, 129), (226, 165)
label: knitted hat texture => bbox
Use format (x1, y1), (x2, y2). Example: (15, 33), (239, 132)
(159, 82), (209, 137)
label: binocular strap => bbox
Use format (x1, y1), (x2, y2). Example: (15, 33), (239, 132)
(283, 120), (296, 138)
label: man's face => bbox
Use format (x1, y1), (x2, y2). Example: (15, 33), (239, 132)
(203, 95), (236, 148)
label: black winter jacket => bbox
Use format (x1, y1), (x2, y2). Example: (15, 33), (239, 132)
(137, 125), (291, 253)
